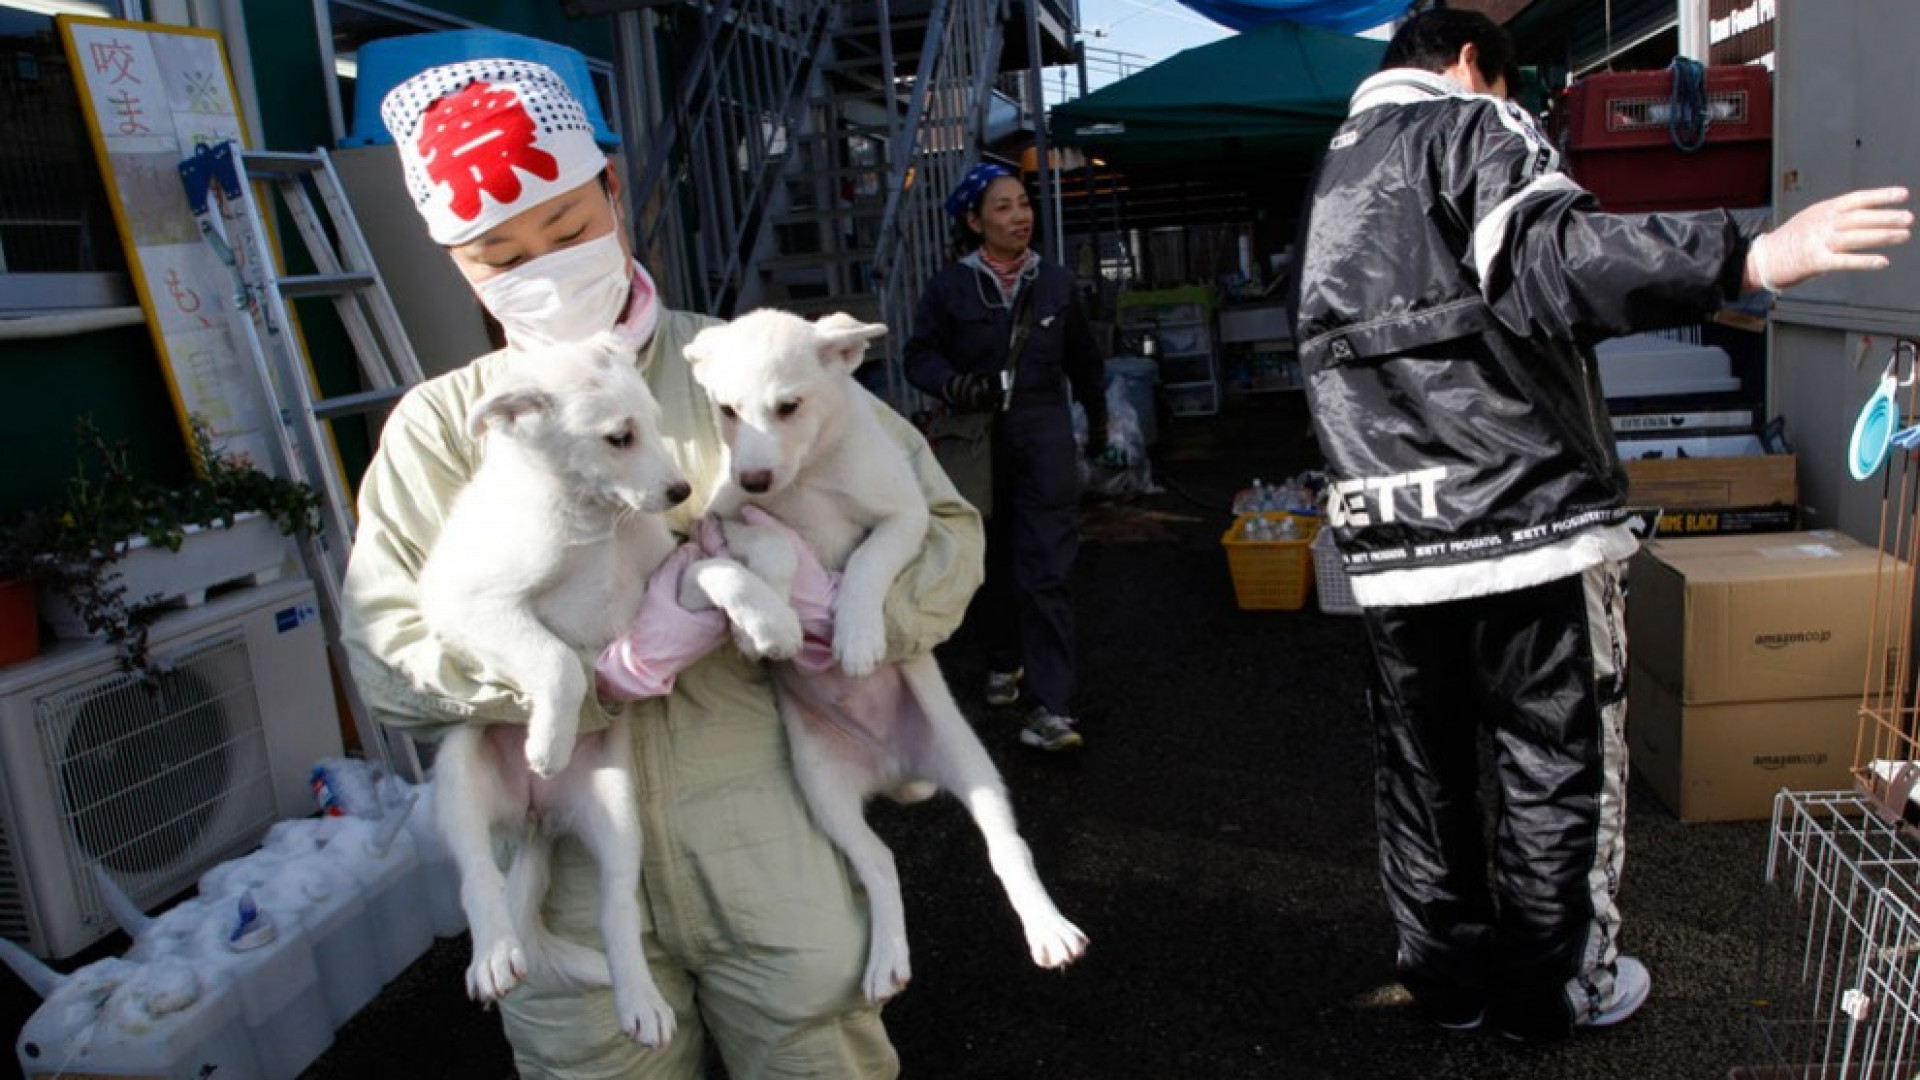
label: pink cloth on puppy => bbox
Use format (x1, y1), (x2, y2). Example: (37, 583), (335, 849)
(593, 507), (918, 760)
(593, 507), (839, 700)
(736, 506), (920, 761)
(594, 541), (729, 700)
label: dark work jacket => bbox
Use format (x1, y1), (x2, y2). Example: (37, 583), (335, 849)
(1290, 68), (1759, 605)
(903, 255), (1107, 437)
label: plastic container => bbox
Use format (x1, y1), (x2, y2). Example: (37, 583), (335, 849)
(12, 954), (266, 1080)
(1221, 512), (1320, 611)
(1564, 64), (1772, 213)
(402, 779), (470, 938)
(133, 873), (330, 1080)
(204, 890), (335, 1080)
(259, 820), (386, 1028)
(342, 29), (620, 149)
(1105, 356), (1159, 446)
(1310, 526), (1359, 615)
(1594, 333), (1740, 399)
(336, 812), (436, 985)
(1165, 382), (1220, 418)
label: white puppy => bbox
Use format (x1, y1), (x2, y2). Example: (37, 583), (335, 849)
(418, 332), (684, 1047)
(683, 309), (1089, 1002)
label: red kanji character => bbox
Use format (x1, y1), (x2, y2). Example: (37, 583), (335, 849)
(416, 81), (560, 224)
(88, 40), (140, 85)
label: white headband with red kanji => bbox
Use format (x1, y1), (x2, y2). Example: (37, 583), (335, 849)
(381, 58), (607, 245)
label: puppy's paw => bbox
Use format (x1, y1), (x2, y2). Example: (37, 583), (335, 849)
(1026, 917), (1089, 970)
(885, 780), (940, 805)
(614, 981), (676, 1048)
(833, 618), (887, 679)
(524, 716), (576, 778)
(733, 603), (803, 662)
(862, 939), (912, 1003)
(467, 936), (527, 1002)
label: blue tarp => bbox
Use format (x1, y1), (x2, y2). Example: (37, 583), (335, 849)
(1175, 0), (1411, 35)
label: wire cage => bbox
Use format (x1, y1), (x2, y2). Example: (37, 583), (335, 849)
(1749, 790), (1920, 1078)
(1745, 340), (1920, 1077)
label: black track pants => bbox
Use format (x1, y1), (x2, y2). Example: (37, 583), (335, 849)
(1359, 561), (1631, 1039)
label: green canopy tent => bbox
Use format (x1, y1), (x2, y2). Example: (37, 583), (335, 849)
(1050, 19), (1386, 168)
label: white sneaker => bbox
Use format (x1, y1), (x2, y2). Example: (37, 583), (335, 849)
(985, 667), (1024, 707)
(1580, 956), (1651, 1029)
(1019, 707), (1083, 751)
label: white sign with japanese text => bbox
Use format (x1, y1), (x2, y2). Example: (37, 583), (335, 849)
(59, 17), (280, 475)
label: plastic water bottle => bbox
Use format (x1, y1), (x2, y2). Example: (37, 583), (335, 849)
(1232, 478), (1265, 515)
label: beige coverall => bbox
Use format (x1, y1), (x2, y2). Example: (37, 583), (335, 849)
(341, 307), (984, 1079)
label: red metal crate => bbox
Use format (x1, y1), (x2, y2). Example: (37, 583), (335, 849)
(1564, 65), (1772, 213)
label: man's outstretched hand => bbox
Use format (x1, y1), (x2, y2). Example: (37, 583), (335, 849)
(1748, 186), (1913, 293)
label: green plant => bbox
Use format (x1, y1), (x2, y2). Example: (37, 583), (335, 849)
(25, 416), (322, 681)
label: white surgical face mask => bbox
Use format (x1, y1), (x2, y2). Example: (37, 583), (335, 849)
(471, 229), (632, 350)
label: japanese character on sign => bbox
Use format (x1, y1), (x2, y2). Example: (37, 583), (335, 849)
(88, 39), (141, 84)
(165, 268), (214, 327)
(416, 80), (559, 223)
(108, 89), (152, 136)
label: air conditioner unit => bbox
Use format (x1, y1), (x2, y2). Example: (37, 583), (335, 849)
(0, 576), (343, 959)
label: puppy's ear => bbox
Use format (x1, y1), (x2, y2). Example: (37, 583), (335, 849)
(469, 386), (554, 439)
(813, 314), (887, 374)
(683, 327), (724, 370)
(585, 329), (637, 372)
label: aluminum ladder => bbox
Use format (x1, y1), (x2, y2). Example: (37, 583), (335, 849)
(179, 141), (425, 774)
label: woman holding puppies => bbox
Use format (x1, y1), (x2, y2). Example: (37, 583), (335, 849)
(340, 31), (982, 1080)
(904, 162), (1109, 752)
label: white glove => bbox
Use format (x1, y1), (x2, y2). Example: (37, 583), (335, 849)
(1748, 186), (1912, 293)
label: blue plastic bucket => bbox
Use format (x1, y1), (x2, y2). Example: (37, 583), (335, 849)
(342, 30), (620, 149)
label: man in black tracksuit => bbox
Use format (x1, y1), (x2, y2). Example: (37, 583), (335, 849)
(1291, 9), (1910, 1043)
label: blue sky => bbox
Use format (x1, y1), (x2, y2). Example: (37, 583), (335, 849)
(1073, 0), (1236, 91)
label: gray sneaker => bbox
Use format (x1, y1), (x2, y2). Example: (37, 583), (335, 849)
(985, 667), (1024, 707)
(1019, 707), (1083, 751)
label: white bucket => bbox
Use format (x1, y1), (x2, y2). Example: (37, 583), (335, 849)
(16, 953), (266, 1080)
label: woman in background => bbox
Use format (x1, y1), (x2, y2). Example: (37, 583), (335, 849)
(905, 162), (1109, 752)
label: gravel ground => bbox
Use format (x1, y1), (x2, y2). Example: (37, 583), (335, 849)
(1, 393), (1784, 1080)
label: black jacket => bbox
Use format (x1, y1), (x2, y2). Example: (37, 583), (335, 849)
(904, 255), (1107, 437)
(1290, 69), (1759, 605)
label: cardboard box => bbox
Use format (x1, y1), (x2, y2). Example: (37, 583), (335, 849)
(1628, 530), (1902, 705)
(1629, 664), (1859, 822)
(1623, 454), (1797, 537)
(1623, 453), (1796, 509)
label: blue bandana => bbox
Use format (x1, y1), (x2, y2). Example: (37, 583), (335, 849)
(943, 162), (1015, 224)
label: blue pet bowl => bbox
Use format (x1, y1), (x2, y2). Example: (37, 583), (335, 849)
(1849, 389), (1898, 481)
(341, 29), (619, 150)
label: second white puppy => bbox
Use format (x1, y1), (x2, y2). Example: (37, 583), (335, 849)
(418, 332), (686, 1047)
(683, 309), (1089, 1002)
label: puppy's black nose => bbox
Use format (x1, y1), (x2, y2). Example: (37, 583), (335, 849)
(665, 480), (692, 506)
(739, 470), (773, 494)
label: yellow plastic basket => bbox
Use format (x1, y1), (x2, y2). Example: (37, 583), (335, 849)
(1221, 512), (1321, 611)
